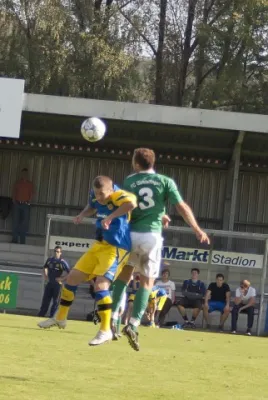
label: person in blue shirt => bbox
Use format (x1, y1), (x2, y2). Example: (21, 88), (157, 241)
(177, 268), (206, 328)
(38, 175), (137, 347)
(38, 246), (70, 318)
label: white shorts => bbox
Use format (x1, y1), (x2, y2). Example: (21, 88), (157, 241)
(128, 232), (163, 278)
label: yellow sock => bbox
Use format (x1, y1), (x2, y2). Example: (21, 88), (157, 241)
(96, 291), (112, 332)
(56, 284), (77, 321)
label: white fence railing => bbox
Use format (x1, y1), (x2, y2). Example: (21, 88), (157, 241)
(44, 214), (268, 336)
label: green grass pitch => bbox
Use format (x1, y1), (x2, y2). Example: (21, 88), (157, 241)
(0, 314), (268, 400)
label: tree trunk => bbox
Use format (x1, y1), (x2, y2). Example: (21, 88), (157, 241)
(155, 0), (168, 104)
(210, 20), (234, 106)
(177, 0), (198, 106)
(192, 0), (209, 108)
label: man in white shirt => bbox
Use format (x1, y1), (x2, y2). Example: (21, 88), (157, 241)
(231, 279), (256, 335)
(155, 268), (176, 327)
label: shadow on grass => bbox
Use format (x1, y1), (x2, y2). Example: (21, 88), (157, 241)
(0, 324), (42, 332)
(0, 375), (29, 382)
(0, 324), (84, 335)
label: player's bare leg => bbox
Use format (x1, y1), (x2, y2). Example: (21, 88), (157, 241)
(38, 269), (88, 329)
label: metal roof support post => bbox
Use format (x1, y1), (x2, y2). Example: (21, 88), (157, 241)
(222, 131), (245, 281)
(257, 239), (268, 336)
(41, 216), (52, 301)
(206, 234), (214, 286)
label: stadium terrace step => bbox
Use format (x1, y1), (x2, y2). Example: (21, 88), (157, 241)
(0, 243), (44, 268)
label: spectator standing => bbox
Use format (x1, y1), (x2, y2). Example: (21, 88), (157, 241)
(203, 273), (231, 331)
(154, 269), (176, 327)
(177, 268), (206, 328)
(12, 168), (33, 244)
(38, 246), (70, 318)
(231, 280), (256, 335)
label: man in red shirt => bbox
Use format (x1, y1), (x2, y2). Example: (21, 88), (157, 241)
(12, 168), (33, 244)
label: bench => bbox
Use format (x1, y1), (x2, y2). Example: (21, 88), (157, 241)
(169, 283), (261, 332)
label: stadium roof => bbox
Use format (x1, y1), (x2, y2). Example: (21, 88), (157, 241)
(11, 93), (268, 166)
(23, 93), (268, 134)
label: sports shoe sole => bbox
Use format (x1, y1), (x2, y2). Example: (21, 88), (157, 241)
(37, 322), (65, 329)
(89, 334), (113, 346)
(122, 326), (140, 351)
(89, 339), (111, 346)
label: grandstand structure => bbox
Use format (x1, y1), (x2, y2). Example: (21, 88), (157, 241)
(0, 91), (268, 332)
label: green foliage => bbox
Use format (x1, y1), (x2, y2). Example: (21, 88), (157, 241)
(0, 0), (144, 101)
(1, 0), (268, 111)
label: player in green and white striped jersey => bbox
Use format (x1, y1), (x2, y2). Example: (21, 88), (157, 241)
(109, 148), (210, 351)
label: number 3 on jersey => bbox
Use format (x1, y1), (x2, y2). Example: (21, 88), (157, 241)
(138, 187), (155, 210)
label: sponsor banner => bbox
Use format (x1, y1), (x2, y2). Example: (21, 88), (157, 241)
(49, 237), (264, 268)
(162, 246), (263, 269)
(49, 236), (94, 252)
(0, 272), (19, 309)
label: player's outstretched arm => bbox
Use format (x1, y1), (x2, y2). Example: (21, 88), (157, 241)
(73, 205), (96, 224)
(175, 202), (210, 244)
(101, 198), (137, 230)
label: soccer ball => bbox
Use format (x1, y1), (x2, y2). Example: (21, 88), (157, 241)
(81, 117), (106, 142)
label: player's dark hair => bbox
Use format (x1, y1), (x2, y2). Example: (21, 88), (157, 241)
(133, 148), (155, 170)
(162, 268), (170, 276)
(191, 268), (200, 274)
(54, 246), (62, 252)
(216, 273), (224, 280)
(22, 168), (28, 172)
(93, 176), (113, 189)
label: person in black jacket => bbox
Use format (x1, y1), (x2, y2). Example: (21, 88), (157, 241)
(38, 246), (70, 318)
(178, 268), (206, 328)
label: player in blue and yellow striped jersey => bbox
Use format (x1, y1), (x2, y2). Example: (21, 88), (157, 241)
(38, 176), (137, 346)
(146, 286), (167, 327)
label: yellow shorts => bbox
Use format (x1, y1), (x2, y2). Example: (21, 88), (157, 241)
(157, 295), (167, 311)
(128, 293), (136, 302)
(73, 241), (129, 281)
(148, 295), (167, 311)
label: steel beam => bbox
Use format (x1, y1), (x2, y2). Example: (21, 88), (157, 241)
(222, 131), (245, 279)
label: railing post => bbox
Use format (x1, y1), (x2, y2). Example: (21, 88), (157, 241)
(257, 238), (268, 336)
(41, 216), (52, 301)
(206, 234), (214, 286)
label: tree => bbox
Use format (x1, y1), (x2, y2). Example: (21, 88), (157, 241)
(0, 0), (146, 101)
(1, 0), (268, 112)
